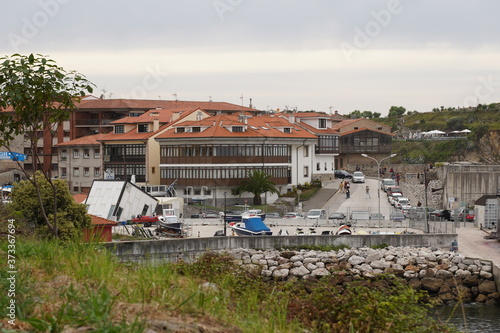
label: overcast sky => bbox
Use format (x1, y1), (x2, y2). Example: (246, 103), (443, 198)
(2, 0), (500, 115)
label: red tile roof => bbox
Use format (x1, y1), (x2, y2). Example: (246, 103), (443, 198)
(89, 214), (118, 225)
(156, 114), (318, 140)
(55, 134), (108, 147)
(73, 193), (88, 204)
(339, 127), (394, 136)
(75, 98), (260, 113)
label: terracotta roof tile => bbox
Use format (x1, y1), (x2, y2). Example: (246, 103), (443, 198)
(89, 214), (118, 225)
(56, 134), (108, 146)
(73, 193), (88, 204)
(156, 114), (318, 140)
(75, 98), (260, 113)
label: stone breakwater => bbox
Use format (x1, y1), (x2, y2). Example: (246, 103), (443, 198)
(221, 246), (499, 305)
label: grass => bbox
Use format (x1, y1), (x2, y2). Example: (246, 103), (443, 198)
(0, 239), (459, 332)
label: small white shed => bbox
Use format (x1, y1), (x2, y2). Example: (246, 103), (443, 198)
(85, 180), (158, 222)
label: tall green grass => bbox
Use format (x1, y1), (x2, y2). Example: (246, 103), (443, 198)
(0, 240), (458, 332)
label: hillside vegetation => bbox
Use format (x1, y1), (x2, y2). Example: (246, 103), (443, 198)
(373, 104), (500, 164)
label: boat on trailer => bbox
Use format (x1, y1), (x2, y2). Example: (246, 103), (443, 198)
(229, 214), (272, 236)
(155, 208), (185, 237)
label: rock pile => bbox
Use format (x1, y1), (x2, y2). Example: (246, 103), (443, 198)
(222, 246), (499, 305)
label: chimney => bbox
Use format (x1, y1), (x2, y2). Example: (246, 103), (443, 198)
(249, 98), (253, 109)
(153, 118), (160, 132)
(238, 113), (247, 124)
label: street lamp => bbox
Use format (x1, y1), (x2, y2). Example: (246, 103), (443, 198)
(361, 153), (397, 228)
(223, 192), (227, 236)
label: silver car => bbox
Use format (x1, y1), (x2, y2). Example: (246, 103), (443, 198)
(352, 171), (365, 183)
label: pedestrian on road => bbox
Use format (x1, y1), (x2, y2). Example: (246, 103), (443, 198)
(346, 188), (350, 199)
(339, 180), (345, 193)
(365, 185), (371, 199)
(345, 181), (350, 192)
(396, 173), (401, 185)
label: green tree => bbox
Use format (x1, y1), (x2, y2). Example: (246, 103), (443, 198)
(373, 112), (381, 118)
(388, 106), (406, 117)
(236, 170), (279, 205)
(361, 111), (373, 118)
(348, 110), (362, 119)
(0, 53), (94, 238)
(10, 171), (91, 241)
(446, 117), (464, 131)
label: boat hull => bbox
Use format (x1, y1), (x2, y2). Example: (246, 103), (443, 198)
(230, 226), (273, 236)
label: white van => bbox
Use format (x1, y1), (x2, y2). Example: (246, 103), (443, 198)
(381, 178), (396, 192)
(307, 209), (326, 220)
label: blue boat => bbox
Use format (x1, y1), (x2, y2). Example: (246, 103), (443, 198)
(229, 214), (272, 236)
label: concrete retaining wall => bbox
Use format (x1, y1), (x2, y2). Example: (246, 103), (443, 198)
(104, 234), (457, 263)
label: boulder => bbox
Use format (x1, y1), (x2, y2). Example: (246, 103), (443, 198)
(272, 268), (289, 281)
(421, 277), (444, 293)
(348, 255), (366, 266)
(290, 265), (310, 277)
(478, 280), (497, 294)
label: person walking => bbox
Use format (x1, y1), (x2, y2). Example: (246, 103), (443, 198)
(396, 173), (401, 185)
(346, 188), (350, 199)
(365, 185), (371, 199)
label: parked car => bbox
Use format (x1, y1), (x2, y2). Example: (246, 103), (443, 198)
(466, 211), (475, 222)
(369, 213), (385, 220)
(390, 211), (406, 221)
(307, 209), (326, 220)
(394, 197), (411, 210)
(283, 212), (303, 219)
(388, 192), (403, 205)
(352, 171), (365, 183)
(328, 212), (346, 220)
(266, 212), (281, 219)
(430, 209), (453, 221)
(381, 178), (396, 192)
(334, 170), (353, 179)
(386, 186), (403, 197)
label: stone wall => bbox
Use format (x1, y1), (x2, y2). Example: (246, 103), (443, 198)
(105, 234), (457, 263)
(221, 246), (499, 305)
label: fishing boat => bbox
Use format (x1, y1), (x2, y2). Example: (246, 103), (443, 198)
(229, 214), (272, 236)
(156, 208), (184, 235)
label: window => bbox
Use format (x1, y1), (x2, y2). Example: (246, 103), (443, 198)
(73, 149), (79, 158)
(61, 167), (67, 177)
(303, 166), (309, 177)
(94, 167), (100, 177)
(115, 125), (124, 134)
(84, 167), (90, 177)
(60, 149), (67, 161)
(192, 127), (201, 133)
(94, 149), (100, 158)
(316, 163), (320, 171)
(284, 127), (291, 133)
(232, 126), (244, 132)
(83, 149), (90, 158)
(141, 205), (149, 216)
(324, 162), (327, 171)
(73, 167), (80, 177)
(303, 146), (309, 157)
(176, 127), (185, 133)
(319, 118), (327, 128)
(138, 124), (149, 133)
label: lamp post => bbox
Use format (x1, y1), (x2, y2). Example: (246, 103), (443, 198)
(223, 192), (227, 236)
(361, 153), (397, 228)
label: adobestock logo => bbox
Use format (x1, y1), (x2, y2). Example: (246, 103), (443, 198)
(461, 74), (500, 107)
(127, 65), (169, 99)
(213, 0), (244, 21)
(8, 0), (73, 52)
(340, 0), (405, 63)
